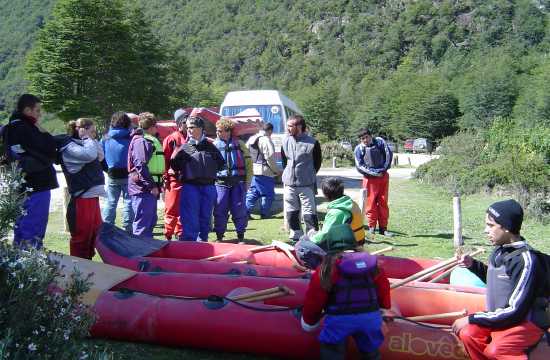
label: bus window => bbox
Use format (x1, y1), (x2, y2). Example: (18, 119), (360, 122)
(221, 105), (284, 133)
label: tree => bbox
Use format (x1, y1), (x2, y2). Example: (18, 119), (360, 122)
(297, 81), (341, 140)
(25, 0), (187, 121)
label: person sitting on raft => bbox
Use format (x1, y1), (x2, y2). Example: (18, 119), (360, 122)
(296, 225), (393, 360)
(452, 199), (546, 360)
(310, 177), (365, 246)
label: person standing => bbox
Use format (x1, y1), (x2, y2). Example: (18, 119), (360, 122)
(3, 94), (58, 250)
(57, 119), (105, 259)
(212, 118), (252, 243)
(101, 111), (134, 233)
(162, 109), (188, 240)
(281, 115), (322, 242)
(127, 112), (161, 238)
(354, 129), (393, 236)
(170, 117), (224, 241)
(245, 122), (281, 219)
(452, 199), (546, 360)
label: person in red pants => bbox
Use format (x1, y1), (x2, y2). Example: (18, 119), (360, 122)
(56, 118), (105, 259)
(353, 129), (393, 236)
(452, 199), (546, 360)
(162, 109), (188, 240)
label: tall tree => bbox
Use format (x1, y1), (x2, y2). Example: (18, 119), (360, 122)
(25, 0), (186, 121)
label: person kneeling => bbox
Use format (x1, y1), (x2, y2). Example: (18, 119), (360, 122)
(297, 225), (393, 360)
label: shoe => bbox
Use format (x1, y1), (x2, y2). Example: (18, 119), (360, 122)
(216, 232), (224, 242)
(367, 227), (376, 235)
(379, 228), (393, 237)
(237, 233), (245, 244)
(260, 215), (271, 219)
(248, 214), (254, 220)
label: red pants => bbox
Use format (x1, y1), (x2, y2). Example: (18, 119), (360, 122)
(164, 178), (182, 240)
(68, 197), (102, 260)
(362, 172), (389, 229)
(459, 321), (543, 360)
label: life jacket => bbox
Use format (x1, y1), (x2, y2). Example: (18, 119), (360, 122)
(213, 137), (246, 179)
(346, 201), (366, 245)
(143, 133), (165, 182)
(57, 136), (104, 197)
(173, 140), (221, 185)
(326, 252), (380, 315)
(359, 137), (391, 171)
(248, 135), (266, 165)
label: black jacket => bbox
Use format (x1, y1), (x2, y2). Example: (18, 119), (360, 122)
(4, 112), (58, 192)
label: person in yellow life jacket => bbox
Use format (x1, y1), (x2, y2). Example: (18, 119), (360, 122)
(311, 177), (366, 246)
(143, 127), (165, 186)
(127, 112), (161, 238)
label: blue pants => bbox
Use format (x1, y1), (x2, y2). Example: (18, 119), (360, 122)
(245, 175), (275, 217)
(319, 311), (384, 353)
(130, 192), (157, 238)
(102, 177), (134, 233)
(214, 182), (248, 235)
(13, 190), (51, 250)
(179, 184), (216, 241)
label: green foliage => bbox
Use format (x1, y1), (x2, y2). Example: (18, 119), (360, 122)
(0, 164), (25, 240)
(296, 81), (341, 140)
(0, 242), (112, 359)
(24, 0), (189, 121)
(416, 119), (550, 220)
(320, 141), (354, 166)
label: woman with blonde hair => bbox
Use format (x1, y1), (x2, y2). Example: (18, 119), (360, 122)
(56, 118), (105, 259)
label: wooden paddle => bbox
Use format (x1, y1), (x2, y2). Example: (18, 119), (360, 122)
(371, 246), (394, 255)
(406, 309), (467, 322)
(429, 264), (459, 283)
(390, 248), (484, 289)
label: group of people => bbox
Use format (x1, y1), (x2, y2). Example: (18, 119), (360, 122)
(3, 93), (547, 360)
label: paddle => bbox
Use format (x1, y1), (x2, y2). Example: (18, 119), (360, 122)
(371, 246), (394, 255)
(390, 248), (484, 289)
(405, 309), (467, 322)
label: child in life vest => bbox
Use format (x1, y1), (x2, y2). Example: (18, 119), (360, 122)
(297, 225), (393, 360)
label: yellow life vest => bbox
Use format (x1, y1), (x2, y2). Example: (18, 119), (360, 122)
(349, 200), (366, 244)
(143, 133), (165, 181)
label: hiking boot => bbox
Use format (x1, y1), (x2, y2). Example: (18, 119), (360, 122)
(216, 232), (224, 242)
(237, 233), (245, 244)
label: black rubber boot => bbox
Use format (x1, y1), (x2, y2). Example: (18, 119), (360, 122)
(303, 214), (319, 232)
(216, 232), (224, 242)
(237, 233), (245, 244)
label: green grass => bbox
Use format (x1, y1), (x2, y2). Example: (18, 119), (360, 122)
(41, 177), (550, 359)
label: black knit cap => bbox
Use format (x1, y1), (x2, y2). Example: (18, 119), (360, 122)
(486, 199), (524, 234)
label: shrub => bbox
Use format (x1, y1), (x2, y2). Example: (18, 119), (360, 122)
(320, 141), (355, 167)
(0, 243), (111, 359)
(0, 164), (25, 240)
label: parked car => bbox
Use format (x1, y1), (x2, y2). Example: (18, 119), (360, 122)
(339, 140), (352, 151)
(413, 138), (433, 154)
(403, 139), (414, 153)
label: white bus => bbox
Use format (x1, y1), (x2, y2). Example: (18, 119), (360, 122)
(219, 90), (303, 166)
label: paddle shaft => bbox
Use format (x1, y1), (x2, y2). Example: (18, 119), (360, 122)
(429, 264), (458, 283)
(371, 246), (394, 255)
(228, 286), (285, 301)
(406, 309), (467, 322)
(390, 248), (484, 289)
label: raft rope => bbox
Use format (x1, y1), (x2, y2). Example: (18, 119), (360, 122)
(114, 289), (462, 326)
(115, 288), (303, 312)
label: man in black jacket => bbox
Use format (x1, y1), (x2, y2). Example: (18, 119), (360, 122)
(3, 94), (58, 249)
(452, 199), (545, 360)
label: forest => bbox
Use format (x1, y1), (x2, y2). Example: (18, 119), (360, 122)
(0, 0), (548, 217)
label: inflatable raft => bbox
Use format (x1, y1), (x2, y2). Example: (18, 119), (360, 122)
(54, 254), (550, 360)
(96, 223), (443, 280)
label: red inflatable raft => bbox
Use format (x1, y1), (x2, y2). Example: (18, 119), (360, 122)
(96, 223), (442, 280)
(55, 254), (550, 360)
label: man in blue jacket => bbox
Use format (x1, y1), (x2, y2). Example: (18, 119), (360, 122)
(354, 129), (393, 236)
(101, 111), (134, 233)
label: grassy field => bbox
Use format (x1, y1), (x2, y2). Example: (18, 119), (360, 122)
(42, 176), (550, 359)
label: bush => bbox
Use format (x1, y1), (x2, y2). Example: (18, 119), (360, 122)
(320, 141), (355, 167)
(0, 242), (106, 359)
(0, 164), (25, 240)
(416, 121), (549, 220)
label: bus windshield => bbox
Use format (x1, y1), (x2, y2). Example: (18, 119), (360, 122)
(221, 105), (284, 133)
